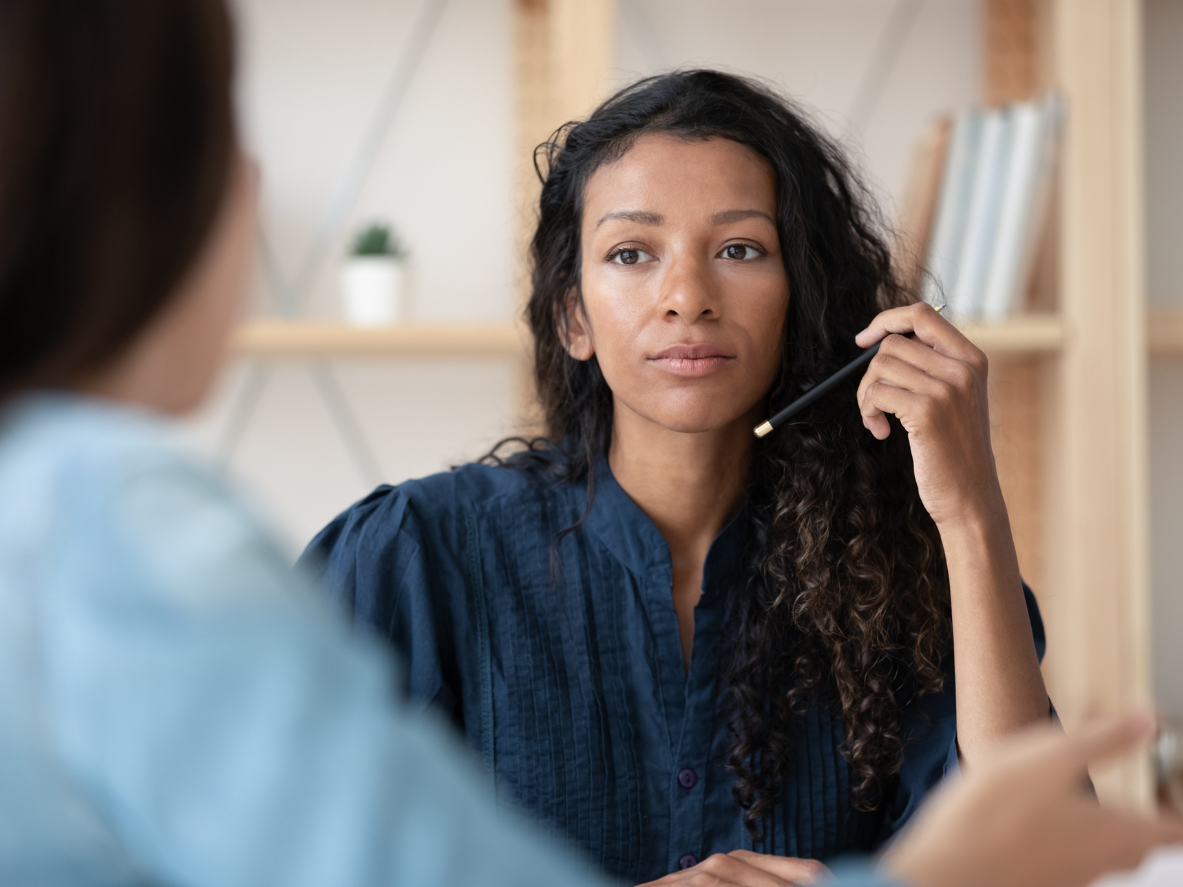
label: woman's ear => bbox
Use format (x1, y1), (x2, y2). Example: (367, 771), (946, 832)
(556, 289), (595, 361)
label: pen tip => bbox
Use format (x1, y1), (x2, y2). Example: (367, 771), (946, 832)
(754, 421), (773, 438)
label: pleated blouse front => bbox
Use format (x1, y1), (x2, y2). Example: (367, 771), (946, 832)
(303, 457), (1012, 884)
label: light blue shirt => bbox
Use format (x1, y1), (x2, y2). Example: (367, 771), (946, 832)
(0, 393), (897, 887)
(0, 394), (611, 887)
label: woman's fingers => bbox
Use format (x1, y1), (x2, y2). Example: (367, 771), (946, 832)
(693, 853), (796, 887)
(1067, 801), (1183, 886)
(854, 311), (987, 445)
(857, 371), (932, 440)
(635, 852), (800, 887)
(857, 351), (950, 409)
(876, 332), (984, 389)
(992, 713), (1167, 807)
(1093, 810), (1183, 872)
(727, 850), (829, 884)
(855, 301), (985, 369)
(990, 710), (1159, 788)
(1048, 710), (1159, 781)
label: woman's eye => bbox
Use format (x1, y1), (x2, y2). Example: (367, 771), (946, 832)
(610, 248), (653, 266)
(722, 244), (760, 260)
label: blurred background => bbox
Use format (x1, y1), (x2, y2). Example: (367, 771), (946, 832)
(183, 0), (1182, 804)
(189, 0), (981, 548)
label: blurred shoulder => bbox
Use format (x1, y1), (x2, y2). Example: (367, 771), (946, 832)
(0, 393), (298, 608)
(0, 393), (223, 519)
(1, 392), (183, 466)
(329, 448), (572, 531)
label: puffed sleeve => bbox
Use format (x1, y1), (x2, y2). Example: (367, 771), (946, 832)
(42, 453), (608, 887)
(300, 486), (462, 722)
(875, 583), (1049, 846)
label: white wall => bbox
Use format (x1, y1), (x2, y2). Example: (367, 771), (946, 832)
(186, 0), (519, 553)
(1145, 0), (1183, 717)
(188, 0), (981, 555)
(615, 0), (980, 214)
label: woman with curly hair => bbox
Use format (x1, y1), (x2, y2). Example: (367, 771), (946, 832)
(304, 70), (1050, 886)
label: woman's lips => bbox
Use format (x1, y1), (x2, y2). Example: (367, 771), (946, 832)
(648, 345), (736, 377)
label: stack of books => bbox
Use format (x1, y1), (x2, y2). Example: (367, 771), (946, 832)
(898, 95), (1063, 323)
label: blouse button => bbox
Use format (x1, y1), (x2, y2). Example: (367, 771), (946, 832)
(679, 854), (698, 869)
(678, 768), (698, 789)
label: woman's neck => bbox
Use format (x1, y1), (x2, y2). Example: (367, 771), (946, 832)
(608, 409), (754, 549)
(608, 402), (757, 670)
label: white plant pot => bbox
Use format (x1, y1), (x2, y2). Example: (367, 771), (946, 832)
(340, 257), (405, 326)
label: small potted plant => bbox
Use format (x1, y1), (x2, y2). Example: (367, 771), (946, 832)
(340, 222), (408, 326)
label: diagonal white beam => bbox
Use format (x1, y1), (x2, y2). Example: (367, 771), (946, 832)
(284, 0), (452, 315)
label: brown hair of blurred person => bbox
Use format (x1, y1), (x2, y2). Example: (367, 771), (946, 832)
(0, 0), (235, 400)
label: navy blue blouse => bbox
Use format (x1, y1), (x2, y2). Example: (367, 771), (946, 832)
(303, 457), (1046, 884)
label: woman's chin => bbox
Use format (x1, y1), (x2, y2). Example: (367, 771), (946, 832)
(636, 404), (760, 436)
(613, 382), (768, 436)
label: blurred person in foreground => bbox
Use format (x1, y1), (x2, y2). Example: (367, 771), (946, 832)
(0, 1), (1178, 886)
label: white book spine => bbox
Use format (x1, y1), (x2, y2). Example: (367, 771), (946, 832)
(981, 102), (1046, 321)
(950, 108), (1014, 321)
(1009, 94), (1064, 319)
(922, 108), (981, 308)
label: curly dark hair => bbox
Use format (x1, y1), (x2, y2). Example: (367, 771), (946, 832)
(516, 69), (952, 841)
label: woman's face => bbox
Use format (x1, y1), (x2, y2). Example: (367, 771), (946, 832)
(570, 134), (790, 436)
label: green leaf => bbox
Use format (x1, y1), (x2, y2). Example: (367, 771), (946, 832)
(350, 222), (407, 258)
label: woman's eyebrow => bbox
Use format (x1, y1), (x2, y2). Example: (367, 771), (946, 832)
(595, 209), (663, 229)
(711, 209), (775, 225)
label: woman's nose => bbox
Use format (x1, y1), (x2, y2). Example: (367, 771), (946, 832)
(657, 255), (718, 321)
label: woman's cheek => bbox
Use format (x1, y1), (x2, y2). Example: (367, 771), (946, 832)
(582, 292), (643, 371)
(589, 336), (635, 400)
(744, 288), (788, 365)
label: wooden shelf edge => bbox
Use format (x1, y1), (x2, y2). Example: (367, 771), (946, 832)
(230, 315), (1067, 360)
(1148, 305), (1183, 358)
(956, 314), (1064, 355)
(231, 320), (527, 359)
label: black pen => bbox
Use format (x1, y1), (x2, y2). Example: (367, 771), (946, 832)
(753, 303), (946, 438)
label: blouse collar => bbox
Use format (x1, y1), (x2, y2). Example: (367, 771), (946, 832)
(581, 457), (747, 603)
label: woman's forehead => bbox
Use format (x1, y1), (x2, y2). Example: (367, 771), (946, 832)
(582, 134), (776, 223)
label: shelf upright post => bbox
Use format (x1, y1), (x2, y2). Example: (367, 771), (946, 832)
(981, 0), (1053, 613)
(512, 0), (617, 435)
(1045, 0), (1150, 806)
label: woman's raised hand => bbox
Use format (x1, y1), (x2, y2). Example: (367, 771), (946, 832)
(636, 850), (828, 887)
(882, 710), (1183, 887)
(856, 304), (1051, 759)
(854, 301), (998, 530)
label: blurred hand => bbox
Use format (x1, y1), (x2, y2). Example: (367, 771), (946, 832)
(882, 711), (1183, 887)
(637, 850), (828, 886)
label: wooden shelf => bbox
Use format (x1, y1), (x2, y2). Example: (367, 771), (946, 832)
(231, 320), (526, 359)
(232, 315), (1066, 361)
(957, 313), (1064, 355)
(1148, 305), (1183, 357)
